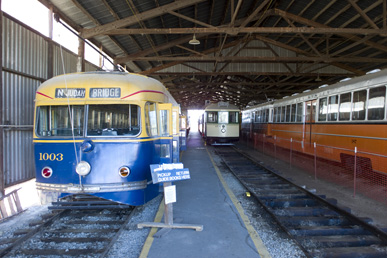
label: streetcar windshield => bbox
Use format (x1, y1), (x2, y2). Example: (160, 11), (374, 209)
(87, 104), (140, 136)
(36, 104), (141, 137)
(36, 105), (84, 137)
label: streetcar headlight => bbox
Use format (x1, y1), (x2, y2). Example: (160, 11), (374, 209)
(119, 166), (130, 178)
(76, 161), (91, 176)
(41, 167), (53, 178)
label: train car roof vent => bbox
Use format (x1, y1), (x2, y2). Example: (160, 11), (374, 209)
(340, 77), (351, 82)
(218, 101), (229, 107)
(318, 84), (328, 88)
(366, 69), (381, 74)
(303, 89), (311, 93)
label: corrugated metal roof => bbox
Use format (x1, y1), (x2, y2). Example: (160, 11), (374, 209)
(38, 0), (387, 108)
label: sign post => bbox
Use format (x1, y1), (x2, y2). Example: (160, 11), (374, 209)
(137, 163), (203, 233)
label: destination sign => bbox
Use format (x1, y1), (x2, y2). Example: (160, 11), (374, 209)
(90, 88), (121, 98)
(55, 88), (86, 98)
(150, 163), (190, 184)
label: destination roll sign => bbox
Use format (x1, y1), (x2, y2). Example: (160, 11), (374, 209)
(55, 88), (86, 98)
(150, 163), (190, 184)
(55, 88), (121, 98)
(90, 88), (121, 98)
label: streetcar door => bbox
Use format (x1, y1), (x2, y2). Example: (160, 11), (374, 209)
(304, 100), (317, 144)
(158, 103), (173, 163)
(172, 106), (180, 163)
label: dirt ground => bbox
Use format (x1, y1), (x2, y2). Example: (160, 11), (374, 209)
(235, 142), (387, 229)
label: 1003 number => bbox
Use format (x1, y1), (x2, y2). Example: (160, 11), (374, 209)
(39, 153), (63, 161)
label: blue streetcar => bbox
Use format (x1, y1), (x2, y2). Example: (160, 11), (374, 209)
(33, 71), (182, 206)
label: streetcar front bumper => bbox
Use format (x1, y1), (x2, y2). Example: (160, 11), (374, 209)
(36, 180), (148, 193)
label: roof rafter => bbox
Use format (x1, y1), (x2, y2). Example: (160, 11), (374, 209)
(126, 56), (385, 63)
(97, 27), (387, 35)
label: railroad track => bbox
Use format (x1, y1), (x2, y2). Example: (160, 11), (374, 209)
(0, 201), (135, 257)
(214, 146), (387, 258)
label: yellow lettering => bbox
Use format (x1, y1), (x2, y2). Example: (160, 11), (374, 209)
(38, 153), (64, 161)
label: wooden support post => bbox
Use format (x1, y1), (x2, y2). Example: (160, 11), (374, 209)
(47, 6), (54, 79)
(163, 182), (173, 226)
(353, 147), (357, 197)
(77, 38), (85, 72)
(0, 0), (4, 196)
(314, 142), (317, 180)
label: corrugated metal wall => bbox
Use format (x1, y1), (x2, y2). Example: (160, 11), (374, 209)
(159, 39), (348, 74)
(1, 13), (98, 190)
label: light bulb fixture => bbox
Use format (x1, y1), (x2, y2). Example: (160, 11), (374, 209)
(189, 34), (200, 45)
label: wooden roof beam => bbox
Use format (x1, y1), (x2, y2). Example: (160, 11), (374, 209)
(100, 27), (387, 35)
(152, 72), (351, 76)
(125, 55), (385, 63)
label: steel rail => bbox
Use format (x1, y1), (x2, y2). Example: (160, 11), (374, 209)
(214, 145), (387, 258)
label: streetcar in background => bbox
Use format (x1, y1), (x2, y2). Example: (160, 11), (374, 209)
(200, 102), (240, 144)
(241, 68), (387, 176)
(34, 71), (181, 206)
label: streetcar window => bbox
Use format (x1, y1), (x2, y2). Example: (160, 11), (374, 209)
(172, 111), (178, 135)
(285, 105), (291, 122)
(87, 104), (140, 136)
(368, 86), (386, 120)
(207, 111), (218, 123)
(281, 106), (286, 122)
(274, 107), (278, 123)
(328, 95), (338, 121)
(305, 101), (316, 123)
(352, 90), (366, 121)
(36, 105), (84, 137)
(318, 97), (327, 121)
(254, 111), (259, 123)
(159, 110), (169, 136)
(229, 112), (239, 123)
(145, 103), (158, 136)
(265, 109), (270, 123)
(339, 93), (351, 121)
(242, 112), (250, 123)
(291, 104), (296, 122)
(218, 111), (229, 123)
(296, 103), (303, 122)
